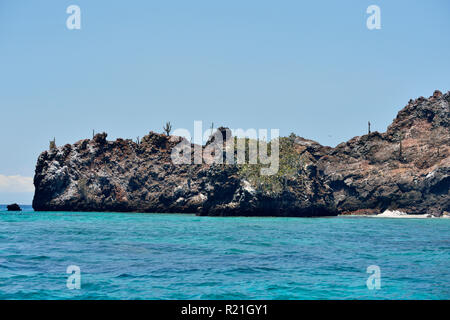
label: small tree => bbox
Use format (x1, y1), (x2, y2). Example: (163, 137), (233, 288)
(163, 122), (172, 136)
(368, 121), (371, 134)
(289, 132), (297, 142)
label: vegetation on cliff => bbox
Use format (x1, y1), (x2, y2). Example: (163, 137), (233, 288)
(237, 135), (306, 195)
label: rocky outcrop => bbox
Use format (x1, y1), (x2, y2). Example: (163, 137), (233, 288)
(33, 90), (449, 216)
(317, 90), (449, 215)
(7, 203), (22, 211)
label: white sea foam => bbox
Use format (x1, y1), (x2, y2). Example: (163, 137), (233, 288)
(374, 210), (430, 219)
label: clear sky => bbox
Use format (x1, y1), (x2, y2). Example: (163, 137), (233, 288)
(1, 0), (449, 204)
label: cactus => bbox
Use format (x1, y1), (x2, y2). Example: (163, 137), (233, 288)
(49, 137), (56, 150)
(163, 122), (172, 136)
(368, 121), (371, 134)
(396, 132), (403, 160)
(210, 122), (214, 138)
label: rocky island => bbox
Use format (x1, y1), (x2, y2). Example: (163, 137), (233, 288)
(7, 203), (22, 211)
(33, 90), (449, 217)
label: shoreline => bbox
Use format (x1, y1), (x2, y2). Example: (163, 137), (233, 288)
(2, 207), (450, 219)
(340, 210), (450, 219)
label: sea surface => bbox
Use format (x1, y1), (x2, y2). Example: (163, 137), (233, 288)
(0, 206), (449, 300)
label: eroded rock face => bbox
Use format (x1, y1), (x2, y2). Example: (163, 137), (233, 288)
(33, 132), (226, 213)
(33, 91), (449, 216)
(317, 90), (449, 215)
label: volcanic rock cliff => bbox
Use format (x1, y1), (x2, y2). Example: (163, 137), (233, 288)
(33, 90), (450, 216)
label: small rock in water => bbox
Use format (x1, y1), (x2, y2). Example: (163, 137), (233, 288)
(7, 203), (22, 211)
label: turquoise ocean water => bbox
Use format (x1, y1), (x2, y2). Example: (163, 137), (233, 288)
(0, 206), (449, 299)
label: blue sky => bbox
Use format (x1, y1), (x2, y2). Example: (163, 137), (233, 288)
(1, 0), (449, 204)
